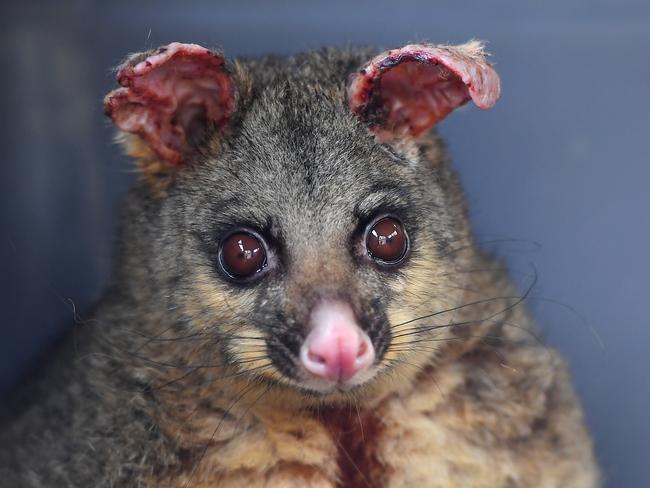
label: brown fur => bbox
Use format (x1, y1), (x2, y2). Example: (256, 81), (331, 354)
(125, 248), (597, 487)
(0, 44), (599, 487)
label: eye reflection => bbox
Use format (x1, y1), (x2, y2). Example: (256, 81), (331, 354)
(220, 232), (267, 278)
(366, 217), (408, 264)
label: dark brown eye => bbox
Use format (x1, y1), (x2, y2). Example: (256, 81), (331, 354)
(219, 232), (267, 279)
(366, 217), (408, 264)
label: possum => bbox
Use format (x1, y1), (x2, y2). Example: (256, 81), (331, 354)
(0, 41), (600, 487)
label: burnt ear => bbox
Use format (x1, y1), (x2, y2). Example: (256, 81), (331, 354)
(104, 42), (237, 170)
(348, 41), (500, 142)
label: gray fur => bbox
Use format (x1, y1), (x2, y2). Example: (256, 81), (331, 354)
(0, 46), (597, 487)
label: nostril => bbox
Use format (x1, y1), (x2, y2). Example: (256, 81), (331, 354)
(307, 350), (327, 365)
(357, 339), (368, 357)
(355, 334), (375, 368)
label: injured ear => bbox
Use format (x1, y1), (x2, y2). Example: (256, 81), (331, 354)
(104, 42), (237, 167)
(348, 41), (501, 142)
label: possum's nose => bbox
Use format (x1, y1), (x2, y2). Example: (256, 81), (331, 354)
(300, 301), (375, 382)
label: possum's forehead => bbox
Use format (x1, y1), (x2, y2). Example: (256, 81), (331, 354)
(187, 82), (418, 238)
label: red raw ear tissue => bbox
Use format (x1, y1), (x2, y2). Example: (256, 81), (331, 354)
(104, 43), (237, 166)
(348, 41), (501, 141)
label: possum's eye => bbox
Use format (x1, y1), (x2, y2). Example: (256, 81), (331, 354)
(366, 216), (408, 264)
(219, 231), (268, 280)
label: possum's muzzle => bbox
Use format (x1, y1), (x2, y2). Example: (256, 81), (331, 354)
(289, 299), (381, 394)
(299, 300), (375, 383)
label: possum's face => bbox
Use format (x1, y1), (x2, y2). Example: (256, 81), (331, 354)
(106, 42), (500, 396)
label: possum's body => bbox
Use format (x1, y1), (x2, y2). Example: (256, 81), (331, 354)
(0, 44), (599, 487)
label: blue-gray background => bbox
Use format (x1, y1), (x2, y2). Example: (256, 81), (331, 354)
(1, 1), (648, 486)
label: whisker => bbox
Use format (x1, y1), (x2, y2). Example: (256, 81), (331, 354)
(391, 267), (538, 335)
(332, 429), (374, 488)
(384, 357), (445, 399)
(530, 296), (605, 350)
(233, 356), (275, 365)
(182, 380), (262, 488)
(392, 314), (544, 348)
(390, 336), (517, 370)
(226, 383), (272, 440)
(353, 399), (365, 443)
(390, 333), (523, 347)
(439, 238), (542, 259)
(148, 362), (273, 391)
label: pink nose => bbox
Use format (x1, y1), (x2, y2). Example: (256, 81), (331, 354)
(300, 301), (375, 382)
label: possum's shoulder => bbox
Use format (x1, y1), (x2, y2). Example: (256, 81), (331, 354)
(0, 290), (167, 487)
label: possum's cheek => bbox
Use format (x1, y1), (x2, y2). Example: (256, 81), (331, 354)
(177, 268), (280, 378)
(382, 252), (461, 375)
(224, 327), (286, 382)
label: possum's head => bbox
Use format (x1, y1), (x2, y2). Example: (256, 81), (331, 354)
(105, 42), (500, 398)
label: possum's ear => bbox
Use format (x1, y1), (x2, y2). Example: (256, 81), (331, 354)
(104, 42), (238, 173)
(348, 41), (500, 142)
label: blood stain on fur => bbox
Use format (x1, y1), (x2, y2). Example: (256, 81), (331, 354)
(319, 405), (387, 488)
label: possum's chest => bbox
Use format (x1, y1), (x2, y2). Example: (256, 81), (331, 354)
(150, 404), (377, 487)
(145, 363), (550, 488)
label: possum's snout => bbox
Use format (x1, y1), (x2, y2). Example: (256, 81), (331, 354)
(299, 301), (375, 384)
